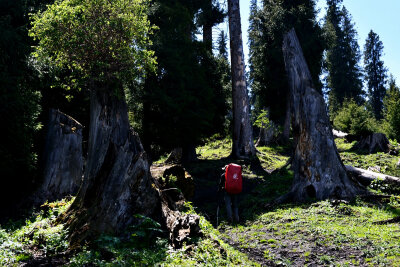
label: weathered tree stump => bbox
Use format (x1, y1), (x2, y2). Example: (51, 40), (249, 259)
(59, 89), (160, 246)
(35, 109), (83, 204)
(163, 165), (195, 200)
(281, 29), (364, 201)
(59, 88), (200, 248)
(165, 148), (183, 164)
(355, 133), (390, 154)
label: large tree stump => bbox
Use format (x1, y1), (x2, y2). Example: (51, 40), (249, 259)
(282, 29), (364, 201)
(35, 109), (83, 204)
(60, 89), (159, 246)
(355, 133), (390, 154)
(59, 88), (200, 248)
(256, 122), (277, 147)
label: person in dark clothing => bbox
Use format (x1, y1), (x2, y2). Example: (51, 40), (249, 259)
(219, 166), (240, 223)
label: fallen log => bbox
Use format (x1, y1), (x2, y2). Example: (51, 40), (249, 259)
(345, 165), (400, 186)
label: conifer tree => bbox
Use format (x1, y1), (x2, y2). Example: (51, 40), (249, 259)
(141, 0), (227, 161)
(248, 0), (324, 125)
(364, 30), (387, 119)
(324, 0), (364, 114)
(0, 0), (49, 214)
(382, 75), (400, 140)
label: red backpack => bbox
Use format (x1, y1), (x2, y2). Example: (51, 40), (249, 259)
(225, 163), (242, 194)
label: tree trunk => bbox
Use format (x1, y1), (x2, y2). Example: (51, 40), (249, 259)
(35, 109), (83, 204)
(345, 165), (400, 186)
(182, 144), (198, 163)
(228, 0), (256, 159)
(256, 122), (276, 147)
(282, 29), (364, 201)
(355, 133), (390, 154)
(61, 88), (159, 245)
(282, 95), (291, 142)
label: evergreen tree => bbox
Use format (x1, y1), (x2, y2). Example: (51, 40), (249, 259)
(248, 0), (324, 124)
(199, 0), (225, 51)
(217, 31), (229, 60)
(364, 30), (387, 119)
(141, 0), (227, 161)
(324, 0), (364, 114)
(382, 75), (400, 140)
(0, 0), (51, 214)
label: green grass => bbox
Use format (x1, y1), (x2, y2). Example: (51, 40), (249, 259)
(0, 198), (72, 266)
(2, 137), (400, 266)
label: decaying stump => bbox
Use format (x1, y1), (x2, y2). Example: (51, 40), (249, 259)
(59, 89), (160, 246)
(59, 88), (200, 248)
(165, 148), (183, 164)
(163, 165), (195, 200)
(355, 133), (390, 154)
(281, 29), (364, 201)
(345, 165), (400, 186)
(256, 125), (276, 147)
(35, 109), (83, 204)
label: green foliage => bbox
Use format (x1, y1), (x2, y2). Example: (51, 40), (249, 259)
(139, 0), (228, 158)
(324, 1), (364, 114)
(0, 198), (73, 266)
(0, 0), (45, 213)
(333, 99), (378, 136)
(382, 76), (400, 140)
(364, 30), (387, 119)
(249, 0), (324, 123)
(253, 109), (271, 129)
(29, 0), (156, 89)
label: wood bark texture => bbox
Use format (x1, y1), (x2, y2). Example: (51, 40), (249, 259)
(282, 29), (364, 201)
(228, 0), (256, 159)
(282, 94), (291, 142)
(256, 122), (276, 147)
(61, 89), (159, 246)
(345, 165), (400, 186)
(355, 133), (390, 154)
(35, 109), (83, 204)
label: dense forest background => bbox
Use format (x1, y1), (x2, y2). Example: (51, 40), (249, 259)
(1, 0), (400, 265)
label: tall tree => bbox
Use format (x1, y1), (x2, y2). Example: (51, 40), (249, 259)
(0, 0), (48, 215)
(382, 75), (400, 140)
(324, 0), (364, 114)
(364, 30), (387, 119)
(248, 0), (324, 128)
(30, 0), (159, 244)
(140, 0), (227, 162)
(199, 0), (225, 51)
(228, 0), (256, 158)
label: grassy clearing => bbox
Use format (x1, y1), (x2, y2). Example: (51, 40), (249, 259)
(2, 137), (400, 266)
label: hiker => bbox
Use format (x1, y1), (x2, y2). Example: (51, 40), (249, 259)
(218, 164), (242, 223)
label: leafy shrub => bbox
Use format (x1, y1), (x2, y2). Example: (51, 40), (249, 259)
(333, 99), (379, 136)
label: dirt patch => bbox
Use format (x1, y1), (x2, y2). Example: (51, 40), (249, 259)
(220, 225), (366, 266)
